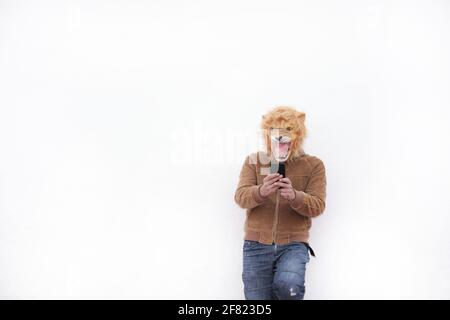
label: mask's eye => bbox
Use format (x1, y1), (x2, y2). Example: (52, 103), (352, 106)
(286, 127), (293, 131)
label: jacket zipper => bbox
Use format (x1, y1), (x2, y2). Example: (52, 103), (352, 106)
(272, 189), (280, 242)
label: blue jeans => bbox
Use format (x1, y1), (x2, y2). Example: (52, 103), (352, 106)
(242, 240), (310, 300)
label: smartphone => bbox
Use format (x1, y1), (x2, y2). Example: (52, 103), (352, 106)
(277, 162), (285, 177)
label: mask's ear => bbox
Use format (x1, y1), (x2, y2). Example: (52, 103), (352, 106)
(297, 112), (306, 121)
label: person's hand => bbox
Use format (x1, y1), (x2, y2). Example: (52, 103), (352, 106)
(274, 177), (296, 201)
(259, 173), (282, 198)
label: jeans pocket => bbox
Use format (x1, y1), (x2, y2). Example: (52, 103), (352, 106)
(291, 241), (311, 261)
(243, 240), (259, 248)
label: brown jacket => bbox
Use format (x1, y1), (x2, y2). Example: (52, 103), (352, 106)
(234, 150), (326, 245)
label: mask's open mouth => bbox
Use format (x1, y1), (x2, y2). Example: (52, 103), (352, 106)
(271, 135), (292, 162)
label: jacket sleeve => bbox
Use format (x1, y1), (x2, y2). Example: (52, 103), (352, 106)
(234, 155), (267, 209)
(289, 159), (327, 217)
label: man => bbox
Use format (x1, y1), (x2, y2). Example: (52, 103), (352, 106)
(234, 106), (327, 300)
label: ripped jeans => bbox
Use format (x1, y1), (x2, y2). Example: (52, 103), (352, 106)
(242, 240), (311, 300)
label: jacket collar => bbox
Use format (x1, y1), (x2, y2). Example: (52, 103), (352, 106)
(286, 147), (306, 164)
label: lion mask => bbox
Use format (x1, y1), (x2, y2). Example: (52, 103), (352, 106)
(261, 106), (307, 162)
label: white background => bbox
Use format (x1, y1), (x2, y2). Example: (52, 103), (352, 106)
(1, 0), (450, 299)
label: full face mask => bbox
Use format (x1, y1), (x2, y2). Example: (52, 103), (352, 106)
(260, 106), (307, 176)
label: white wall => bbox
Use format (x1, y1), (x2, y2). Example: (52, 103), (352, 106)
(1, 0), (450, 299)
